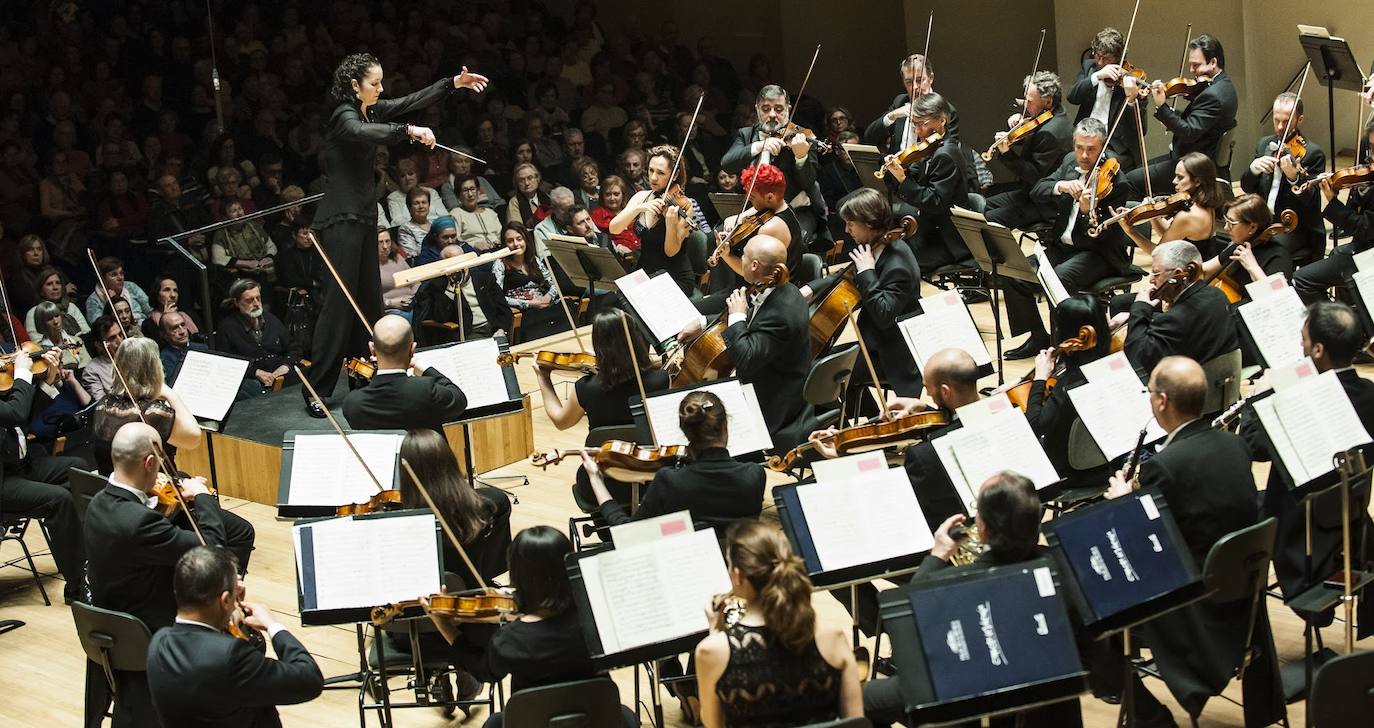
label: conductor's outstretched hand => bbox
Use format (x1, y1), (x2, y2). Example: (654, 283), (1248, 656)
(453, 67), (489, 93)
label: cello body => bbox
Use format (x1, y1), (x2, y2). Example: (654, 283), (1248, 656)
(808, 272), (861, 357)
(672, 319), (733, 387)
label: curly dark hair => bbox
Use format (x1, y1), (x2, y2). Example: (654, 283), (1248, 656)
(330, 53), (381, 105)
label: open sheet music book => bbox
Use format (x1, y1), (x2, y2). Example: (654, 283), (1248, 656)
(1067, 353), (1166, 459)
(283, 432), (401, 507)
(898, 290), (993, 375)
(933, 395), (1059, 516)
(1251, 361), (1372, 487)
(1033, 242), (1071, 306)
(644, 379), (772, 456)
(171, 350), (250, 422)
(616, 269), (701, 344)
(795, 467), (934, 572)
(1237, 275), (1306, 368)
(413, 337), (514, 410)
(293, 511), (441, 613)
(579, 523), (730, 655)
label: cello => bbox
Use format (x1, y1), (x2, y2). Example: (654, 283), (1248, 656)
(806, 216), (918, 357)
(1003, 325), (1099, 411)
(1205, 209), (1298, 304)
(672, 263), (789, 386)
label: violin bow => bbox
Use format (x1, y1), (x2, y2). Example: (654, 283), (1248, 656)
(306, 230), (375, 338)
(1085, 100), (1135, 225)
(845, 307), (888, 415)
(1020, 29), (1047, 125)
(400, 457), (489, 591)
(0, 260), (22, 350)
(619, 309), (657, 446)
(664, 94), (704, 201)
(902, 13), (934, 150)
(293, 364), (388, 495)
(540, 252), (587, 354)
(1169, 24), (1193, 111)
(432, 142), (486, 166)
(1276, 62), (1311, 164)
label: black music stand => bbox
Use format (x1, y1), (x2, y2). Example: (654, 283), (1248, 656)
(546, 236), (627, 299)
(708, 192), (746, 222)
(842, 143), (891, 198)
(874, 558), (1089, 726)
(1300, 30), (1365, 176)
(951, 208), (1038, 385)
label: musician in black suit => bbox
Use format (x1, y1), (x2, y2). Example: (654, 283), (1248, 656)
(586, 391), (765, 538)
(984, 72), (1075, 231)
(1001, 118), (1135, 358)
(1240, 302), (1374, 633)
(1106, 356), (1275, 726)
(342, 314), (468, 434)
(1122, 241), (1239, 378)
(1293, 118), (1374, 305)
(882, 93), (972, 272)
(862, 54), (962, 152)
(146, 546), (323, 728)
(0, 347), (86, 603)
(800, 188), (923, 397)
(84, 421), (231, 728)
(1240, 93), (1327, 264)
(679, 235), (815, 452)
(720, 85), (826, 247)
(1067, 28), (1148, 172)
(1123, 34), (1239, 196)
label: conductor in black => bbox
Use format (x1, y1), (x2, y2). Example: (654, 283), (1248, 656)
(304, 53), (488, 417)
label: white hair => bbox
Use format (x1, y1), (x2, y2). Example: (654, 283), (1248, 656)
(1155, 240), (1201, 271)
(549, 186), (575, 205)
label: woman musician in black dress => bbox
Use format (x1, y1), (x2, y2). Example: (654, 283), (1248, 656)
(608, 144), (710, 295)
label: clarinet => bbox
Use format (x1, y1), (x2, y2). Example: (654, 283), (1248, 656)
(1123, 425), (1150, 485)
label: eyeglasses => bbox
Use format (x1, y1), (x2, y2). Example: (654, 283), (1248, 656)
(1222, 217), (1242, 227)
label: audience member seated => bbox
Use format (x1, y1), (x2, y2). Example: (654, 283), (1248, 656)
(493, 222), (563, 339)
(274, 220), (322, 305)
(532, 186), (577, 255)
(84, 256), (153, 324)
(37, 150), (89, 263)
(95, 169), (149, 245)
(7, 235), (59, 314)
(266, 185), (308, 250)
(81, 314), (125, 402)
(395, 187), (434, 259)
(378, 227), (418, 321)
(506, 163), (550, 227)
(386, 158), (445, 227)
(215, 279), (295, 396)
(209, 199), (277, 290)
(570, 157), (601, 210)
(24, 266), (88, 343)
(452, 175), (504, 252)
(30, 300), (90, 369)
(147, 173), (211, 264)
(410, 242), (508, 343)
(147, 273), (201, 339)
(592, 175), (639, 259)
(208, 166), (258, 221)
(439, 150), (502, 212)
(157, 311), (207, 384)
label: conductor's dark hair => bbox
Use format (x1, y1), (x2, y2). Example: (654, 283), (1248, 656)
(173, 545), (239, 610)
(590, 308), (652, 388)
(331, 52), (382, 104)
(910, 92), (950, 122)
(1188, 34), (1225, 68)
(680, 390), (728, 449)
(1050, 294), (1111, 363)
(977, 471), (1043, 563)
(1306, 302), (1366, 366)
(838, 187), (894, 232)
(508, 526), (574, 616)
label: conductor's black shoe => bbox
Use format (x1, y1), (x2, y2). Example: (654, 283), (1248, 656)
(304, 399), (326, 419)
(1005, 334), (1050, 360)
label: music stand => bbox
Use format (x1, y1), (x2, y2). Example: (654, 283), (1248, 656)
(842, 143), (891, 197)
(546, 236), (627, 299)
(951, 208), (1039, 384)
(1299, 29), (1366, 176)
(874, 558), (1089, 726)
(707, 192), (746, 222)
(277, 428), (404, 518)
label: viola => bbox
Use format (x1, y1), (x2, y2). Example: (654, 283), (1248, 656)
(708, 208), (777, 267)
(1088, 191), (1192, 237)
(496, 350), (598, 373)
(981, 110), (1053, 162)
(874, 133), (944, 179)
(674, 263), (789, 387)
(151, 472), (211, 518)
(806, 216), (917, 357)
(1280, 133), (1308, 162)
(371, 588), (519, 626)
(1206, 209), (1298, 304)
(767, 410), (949, 472)
(530, 441), (689, 483)
(1005, 325), (1099, 412)
(1292, 163), (1374, 195)
(336, 489), (404, 516)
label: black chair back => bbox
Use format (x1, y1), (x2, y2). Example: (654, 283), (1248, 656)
(1309, 650), (1374, 727)
(502, 678), (625, 728)
(803, 343), (859, 408)
(70, 601), (152, 693)
(67, 467), (108, 524)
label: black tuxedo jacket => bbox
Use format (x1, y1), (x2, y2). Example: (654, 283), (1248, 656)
(1124, 283), (1239, 377)
(85, 484), (228, 633)
(1240, 134), (1327, 237)
(720, 125), (818, 202)
(1067, 58), (1147, 167)
(894, 140), (970, 262)
(147, 622), (324, 728)
(599, 448), (766, 538)
(342, 367), (467, 434)
(997, 107), (1074, 192)
(863, 93), (963, 152)
(1153, 70), (1238, 163)
(722, 284), (815, 452)
(904, 416), (966, 531)
(1030, 152), (1134, 273)
(0, 377), (38, 470)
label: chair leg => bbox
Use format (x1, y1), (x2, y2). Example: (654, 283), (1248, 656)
(14, 527), (51, 606)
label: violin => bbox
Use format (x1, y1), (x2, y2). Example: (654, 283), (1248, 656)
(371, 587), (519, 626)
(673, 263), (790, 386)
(1088, 191), (1192, 237)
(1149, 76), (1211, 100)
(1279, 132), (1307, 162)
(335, 489), (404, 516)
(806, 217), (917, 357)
(0, 341), (81, 390)
(1206, 209), (1298, 304)
(1089, 157), (1121, 203)
(1121, 61), (1148, 82)
(982, 110), (1053, 162)
(766, 121), (834, 155)
(344, 357), (375, 385)
(767, 410), (949, 472)
(1005, 325), (1098, 411)
(151, 472), (217, 518)
(497, 350), (598, 373)
(659, 184), (704, 232)
(1292, 163), (1374, 195)
(707, 208), (777, 267)
(874, 133), (944, 179)
(530, 441), (689, 483)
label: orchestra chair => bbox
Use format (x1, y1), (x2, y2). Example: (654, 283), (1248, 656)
(797, 253), (823, 287)
(70, 601), (151, 720)
(1199, 349), (1243, 417)
(568, 424), (640, 551)
(805, 343), (860, 430)
(1136, 517), (1284, 728)
(0, 516), (52, 605)
(1214, 126), (1239, 184)
(1044, 418), (1110, 516)
(1308, 650), (1374, 727)
(66, 467), (110, 525)
(1081, 265), (1147, 305)
(501, 677), (631, 728)
(802, 719), (873, 728)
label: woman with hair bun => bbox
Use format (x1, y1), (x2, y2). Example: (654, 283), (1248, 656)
(694, 520), (862, 727)
(583, 390), (765, 537)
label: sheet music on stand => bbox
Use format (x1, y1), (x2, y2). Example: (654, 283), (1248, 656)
(1236, 274), (1307, 369)
(293, 510), (442, 625)
(932, 395), (1060, 515)
(949, 209), (1040, 285)
(616, 269), (702, 346)
(1251, 360), (1372, 487)
(708, 192), (746, 222)
(1032, 242), (1071, 306)
(811, 450), (890, 483)
(278, 430), (403, 518)
(793, 467), (934, 573)
(635, 378), (772, 456)
(170, 349), (251, 427)
(1349, 266), (1374, 335)
(898, 289), (993, 375)
(1067, 352), (1166, 459)
(571, 518), (730, 664)
(842, 143), (891, 197)
(413, 337), (521, 415)
(545, 235), (628, 293)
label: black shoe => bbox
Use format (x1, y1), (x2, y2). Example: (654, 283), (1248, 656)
(304, 399), (326, 419)
(961, 289), (990, 305)
(873, 656), (897, 677)
(1005, 335), (1050, 360)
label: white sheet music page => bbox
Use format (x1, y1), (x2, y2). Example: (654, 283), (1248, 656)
(1354, 269), (1374, 320)
(644, 380), (772, 455)
(616, 269), (702, 343)
(171, 350), (250, 421)
(1237, 276), (1306, 369)
(796, 467), (933, 572)
(413, 338), (511, 410)
(1068, 354), (1166, 459)
(899, 290), (993, 375)
(933, 401), (1060, 517)
(811, 451), (890, 484)
(1354, 249), (1374, 272)
(609, 510), (695, 549)
(580, 527), (730, 654)
(287, 432), (401, 506)
(297, 513), (441, 612)
(1034, 242), (1071, 306)
(1254, 367), (1372, 486)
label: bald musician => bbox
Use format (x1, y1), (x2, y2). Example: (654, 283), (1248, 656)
(341, 314), (468, 434)
(678, 235), (815, 451)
